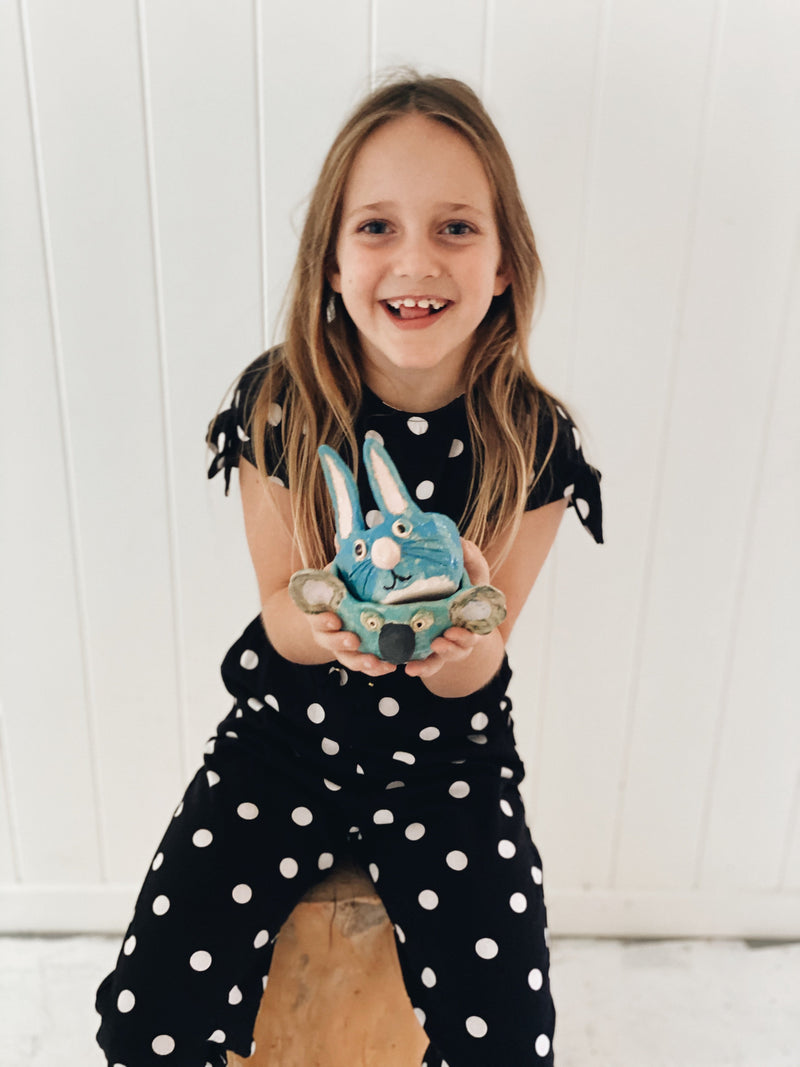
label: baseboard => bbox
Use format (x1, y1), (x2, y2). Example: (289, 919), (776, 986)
(1, 884), (799, 939)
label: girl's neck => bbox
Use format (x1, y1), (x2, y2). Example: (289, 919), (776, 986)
(358, 361), (466, 414)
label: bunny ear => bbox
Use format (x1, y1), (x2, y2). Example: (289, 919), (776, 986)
(318, 445), (365, 540)
(363, 438), (416, 517)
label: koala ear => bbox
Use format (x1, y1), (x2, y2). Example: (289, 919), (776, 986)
(363, 438), (417, 517)
(318, 445), (365, 541)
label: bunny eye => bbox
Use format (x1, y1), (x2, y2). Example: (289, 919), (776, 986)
(392, 520), (412, 539)
(353, 540), (368, 561)
(410, 610), (435, 632)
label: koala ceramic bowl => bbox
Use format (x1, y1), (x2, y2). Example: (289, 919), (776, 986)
(288, 439), (507, 664)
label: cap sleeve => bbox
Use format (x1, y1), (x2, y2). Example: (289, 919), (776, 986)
(206, 351), (285, 495)
(526, 401), (603, 543)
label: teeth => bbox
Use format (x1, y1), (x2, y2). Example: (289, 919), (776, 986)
(386, 298), (447, 310)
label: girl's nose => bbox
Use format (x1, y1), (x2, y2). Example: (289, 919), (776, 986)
(393, 234), (441, 279)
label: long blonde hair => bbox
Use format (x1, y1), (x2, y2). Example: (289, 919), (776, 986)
(250, 72), (559, 567)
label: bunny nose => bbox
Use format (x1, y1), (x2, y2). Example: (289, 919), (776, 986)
(371, 537), (402, 570)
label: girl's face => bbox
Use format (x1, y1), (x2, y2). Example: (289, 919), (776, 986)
(330, 114), (509, 409)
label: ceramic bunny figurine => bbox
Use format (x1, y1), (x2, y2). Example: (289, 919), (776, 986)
(289, 438), (507, 663)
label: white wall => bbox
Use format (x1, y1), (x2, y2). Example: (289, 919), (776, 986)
(1, 0), (798, 937)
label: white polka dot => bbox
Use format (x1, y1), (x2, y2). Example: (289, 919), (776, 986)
(475, 937), (498, 959)
(386, 780), (405, 789)
(206, 770), (220, 787)
(123, 935), (136, 956)
(208, 1029), (226, 1043)
(407, 416), (429, 435)
(466, 1016), (488, 1038)
(240, 649), (258, 669)
(532, 866), (543, 885)
(449, 438), (464, 458)
(535, 1033), (551, 1057)
(415, 480), (434, 501)
(446, 850), (468, 870)
(498, 839), (516, 858)
(151, 853), (164, 871)
(405, 822), (426, 841)
(528, 968), (544, 991)
(419, 726), (440, 741)
(216, 431), (227, 452)
(117, 989), (135, 1013)
(280, 857), (299, 879)
(510, 892), (528, 913)
(357, 763), (365, 774)
(393, 751), (415, 765)
(192, 828), (213, 848)
(307, 703), (325, 723)
(366, 509), (383, 528)
(224, 730), (238, 740)
(369, 862), (379, 882)
(562, 482), (575, 500)
(268, 475), (284, 487)
(267, 402), (282, 426)
(421, 966), (437, 987)
(228, 985), (243, 1005)
(468, 733), (487, 745)
(265, 694), (279, 711)
(471, 712), (489, 730)
(173, 801), (184, 818)
(190, 950), (212, 972)
(449, 781), (470, 799)
(318, 852), (334, 870)
(365, 429), (384, 444)
(292, 806), (313, 826)
(321, 737), (339, 755)
(152, 1035), (175, 1056)
(324, 778), (341, 791)
(500, 799), (513, 817)
(418, 889), (439, 910)
(501, 766), (514, 779)
(254, 930), (269, 949)
(395, 924), (406, 943)
(571, 426), (581, 450)
(379, 697), (399, 717)
(232, 883), (252, 904)
(247, 697), (264, 711)
(152, 895), (170, 916)
(373, 809), (393, 825)
(238, 803), (259, 821)
(251, 1041), (257, 1056)
(576, 497), (590, 520)
(414, 1007), (427, 1026)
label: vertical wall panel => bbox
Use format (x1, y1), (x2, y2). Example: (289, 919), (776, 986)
(140, 0), (264, 781)
(21, 0), (184, 884)
(615, 0), (800, 890)
(0, 0), (101, 882)
(374, 0), (486, 86)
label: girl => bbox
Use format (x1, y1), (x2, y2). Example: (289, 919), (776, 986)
(96, 74), (602, 1066)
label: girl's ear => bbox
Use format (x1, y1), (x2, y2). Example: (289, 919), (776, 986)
(493, 263), (511, 296)
(328, 265), (342, 293)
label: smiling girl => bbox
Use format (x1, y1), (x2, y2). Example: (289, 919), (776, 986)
(96, 73), (602, 1067)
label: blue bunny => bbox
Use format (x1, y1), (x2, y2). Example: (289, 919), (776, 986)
(289, 439), (506, 664)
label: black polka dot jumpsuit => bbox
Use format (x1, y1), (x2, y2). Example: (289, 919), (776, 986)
(95, 352), (603, 1066)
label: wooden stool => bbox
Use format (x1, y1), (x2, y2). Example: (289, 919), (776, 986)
(226, 863), (428, 1066)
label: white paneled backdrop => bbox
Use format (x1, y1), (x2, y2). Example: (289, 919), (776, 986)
(1, 0), (798, 937)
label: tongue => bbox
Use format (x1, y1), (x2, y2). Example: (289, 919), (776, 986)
(398, 304), (432, 320)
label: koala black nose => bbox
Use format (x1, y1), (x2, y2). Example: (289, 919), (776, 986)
(378, 623), (415, 665)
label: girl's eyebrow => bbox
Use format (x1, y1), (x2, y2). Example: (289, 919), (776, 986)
(344, 200), (490, 222)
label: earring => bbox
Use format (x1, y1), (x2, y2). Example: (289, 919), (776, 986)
(326, 293), (337, 324)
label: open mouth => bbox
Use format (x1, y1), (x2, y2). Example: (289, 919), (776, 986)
(383, 298), (451, 321)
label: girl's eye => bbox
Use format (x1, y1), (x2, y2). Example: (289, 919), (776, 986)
(359, 220), (390, 235)
(392, 520), (412, 539)
(442, 221), (474, 236)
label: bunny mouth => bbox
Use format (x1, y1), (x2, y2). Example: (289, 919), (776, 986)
(382, 574), (460, 604)
(382, 570), (412, 595)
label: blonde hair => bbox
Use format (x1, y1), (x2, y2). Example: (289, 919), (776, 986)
(249, 72), (559, 567)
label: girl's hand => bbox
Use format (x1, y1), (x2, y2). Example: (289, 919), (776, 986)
(306, 611), (397, 677)
(404, 538), (493, 680)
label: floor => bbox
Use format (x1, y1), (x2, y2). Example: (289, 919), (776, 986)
(1, 936), (798, 1066)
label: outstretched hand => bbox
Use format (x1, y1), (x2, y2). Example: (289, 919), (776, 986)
(306, 610), (397, 677)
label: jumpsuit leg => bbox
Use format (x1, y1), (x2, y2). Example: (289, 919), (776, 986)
(96, 724), (343, 1066)
(354, 769), (555, 1067)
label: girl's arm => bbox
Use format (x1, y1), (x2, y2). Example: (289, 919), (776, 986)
(239, 457), (396, 676)
(405, 498), (567, 698)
